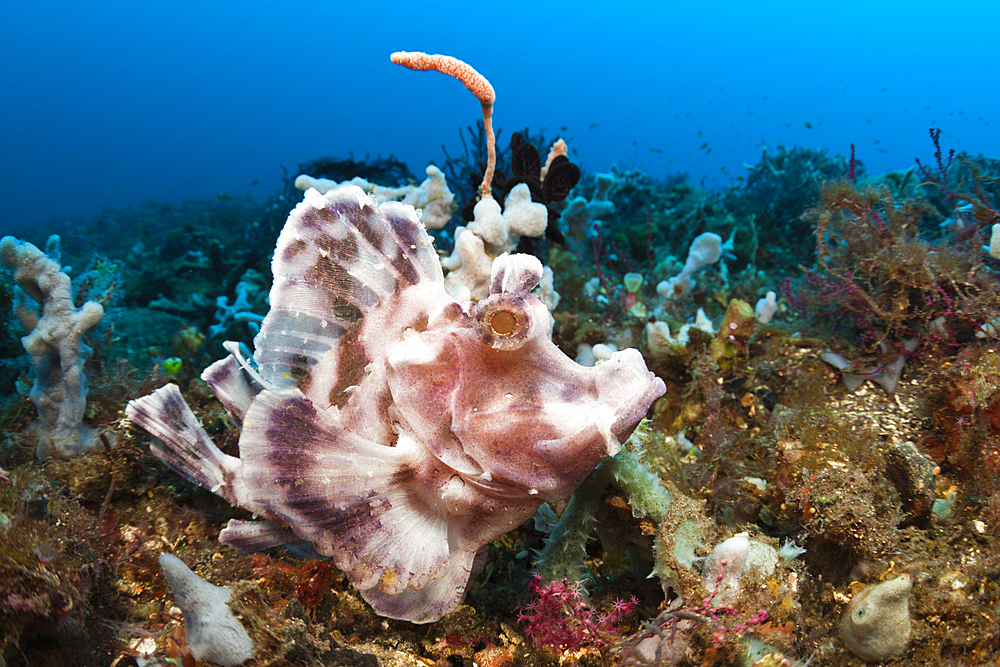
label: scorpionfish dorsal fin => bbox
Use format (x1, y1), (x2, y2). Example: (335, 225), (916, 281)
(253, 184), (445, 412)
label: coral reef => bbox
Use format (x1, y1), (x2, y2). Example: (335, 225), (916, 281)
(4, 42), (1000, 666)
(803, 179), (1000, 348)
(725, 145), (853, 268)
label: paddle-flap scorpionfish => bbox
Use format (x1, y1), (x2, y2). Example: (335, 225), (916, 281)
(128, 183), (665, 622)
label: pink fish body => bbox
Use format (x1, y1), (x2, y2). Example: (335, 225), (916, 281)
(128, 184), (665, 622)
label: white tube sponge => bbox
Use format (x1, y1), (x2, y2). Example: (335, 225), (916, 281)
(657, 232), (723, 299)
(754, 290), (777, 324)
(445, 188), (549, 301)
(1, 236), (104, 459)
(443, 227), (494, 300)
(701, 534), (779, 608)
(159, 553), (254, 667)
(842, 574), (913, 661)
(701, 534), (750, 606)
(534, 265), (560, 312)
(416, 165), (455, 230)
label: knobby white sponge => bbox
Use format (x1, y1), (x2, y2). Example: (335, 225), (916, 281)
(701, 534), (780, 608)
(701, 534), (749, 606)
(0, 235), (104, 459)
(446, 185), (549, 300)
(159, 553), (254, 667)
(295, 165), (455, 230)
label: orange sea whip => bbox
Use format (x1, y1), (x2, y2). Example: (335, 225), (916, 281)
(390, 51), (496, 199)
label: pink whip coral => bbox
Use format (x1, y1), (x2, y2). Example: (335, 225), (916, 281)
(390, 51), (497, 198)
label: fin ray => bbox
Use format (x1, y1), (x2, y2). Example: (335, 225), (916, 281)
(201, 350), (262, 424)
(219, 519), (311, 552)
(126, 385), (242, 505)
(360, 544), (475, 623)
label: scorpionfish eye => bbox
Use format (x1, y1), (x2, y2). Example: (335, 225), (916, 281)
(474, 292), (538, 351)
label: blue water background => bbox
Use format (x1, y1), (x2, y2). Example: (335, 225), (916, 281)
(2, 0), (997, 237)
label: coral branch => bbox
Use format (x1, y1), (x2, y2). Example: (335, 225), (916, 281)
(915, 127), (959, 209)
(391, 51), (497, 198)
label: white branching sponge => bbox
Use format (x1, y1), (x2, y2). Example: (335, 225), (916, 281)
(1, 235), (103, 459)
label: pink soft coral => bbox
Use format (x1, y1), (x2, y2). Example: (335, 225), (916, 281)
(518, 573), (638, 654)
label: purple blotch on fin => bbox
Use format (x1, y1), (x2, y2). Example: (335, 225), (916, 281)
(489, 252), (543, 295)
(219, 519), (311, 553)
(126, 385), (242, 505)
(237, 387), (450, 594)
